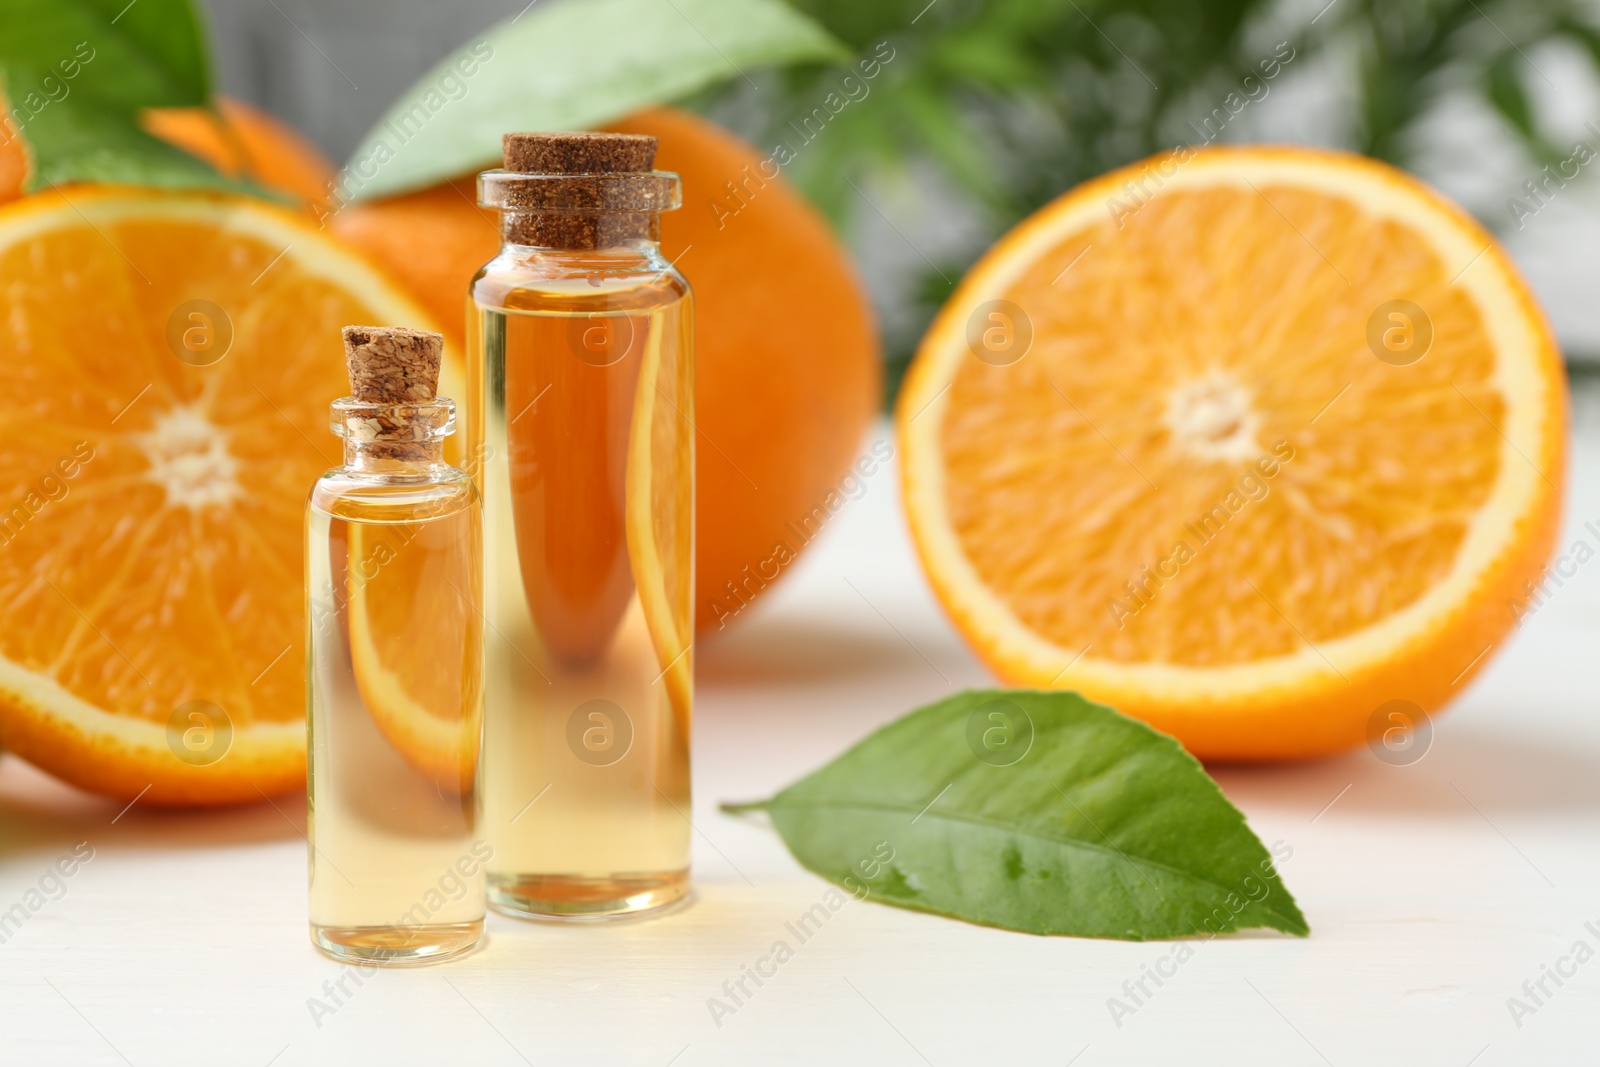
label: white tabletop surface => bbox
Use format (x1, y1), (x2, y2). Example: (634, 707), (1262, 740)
(2, 400), (1599, 1067)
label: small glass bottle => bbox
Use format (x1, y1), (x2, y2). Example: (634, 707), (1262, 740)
(469, 132), (694, 919)
(306, 325), (486, 963)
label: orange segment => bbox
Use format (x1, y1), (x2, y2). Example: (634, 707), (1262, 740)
(899, 146), (1565, 760)
(0, 187), (458, 804)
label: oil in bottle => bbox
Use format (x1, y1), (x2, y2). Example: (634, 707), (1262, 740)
(306, 325), (486, 962)
(469, 133), (693, 919)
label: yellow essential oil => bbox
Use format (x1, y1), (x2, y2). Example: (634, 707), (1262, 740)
(469, 133), (694, 919)
(306, 326), (486, 963)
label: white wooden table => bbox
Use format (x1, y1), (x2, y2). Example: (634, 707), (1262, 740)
(2, 404), (1598, 1066)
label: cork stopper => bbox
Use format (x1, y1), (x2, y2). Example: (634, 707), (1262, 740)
(493, 131), (668, 249)
(342, 325), (442, 403)
(502, 132), (656, 174)
(338, 326), (449, 460)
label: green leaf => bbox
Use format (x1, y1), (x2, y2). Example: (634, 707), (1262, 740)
(1485, 50), (1537, 142)
(0, 0), (248, 193)
(724, 689), (1308, 941)
(342, 0), (848, 202)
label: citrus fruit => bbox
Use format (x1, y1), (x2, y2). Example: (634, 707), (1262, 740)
(332, 106), (881, 633)
(329, 175), (492, 340)
(0, 105), (26, 201)
(142, 97), (336, 206)
(898, 145), (1566, 760)
(0, 187), (458, 804)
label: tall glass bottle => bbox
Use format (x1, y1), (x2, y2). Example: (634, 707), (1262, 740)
(306, 325), (486, 963)
(468, 132), (693, 919)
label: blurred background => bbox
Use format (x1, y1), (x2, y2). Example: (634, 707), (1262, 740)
(204, 0), (1600, 394)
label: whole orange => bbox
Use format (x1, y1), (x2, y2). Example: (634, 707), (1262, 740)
(333, 106), (882, 632)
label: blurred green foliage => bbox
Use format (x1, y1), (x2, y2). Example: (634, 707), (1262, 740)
(699, 0), (1600, 392)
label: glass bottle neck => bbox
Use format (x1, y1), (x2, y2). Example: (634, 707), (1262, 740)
(330, 397), (455, 477)
(489, 235), (678, 287)
(342, 437), (446, 472)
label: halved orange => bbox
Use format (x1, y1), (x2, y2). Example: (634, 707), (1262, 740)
(0, 187), (459, 804)
(899, 146), (1566, 760)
